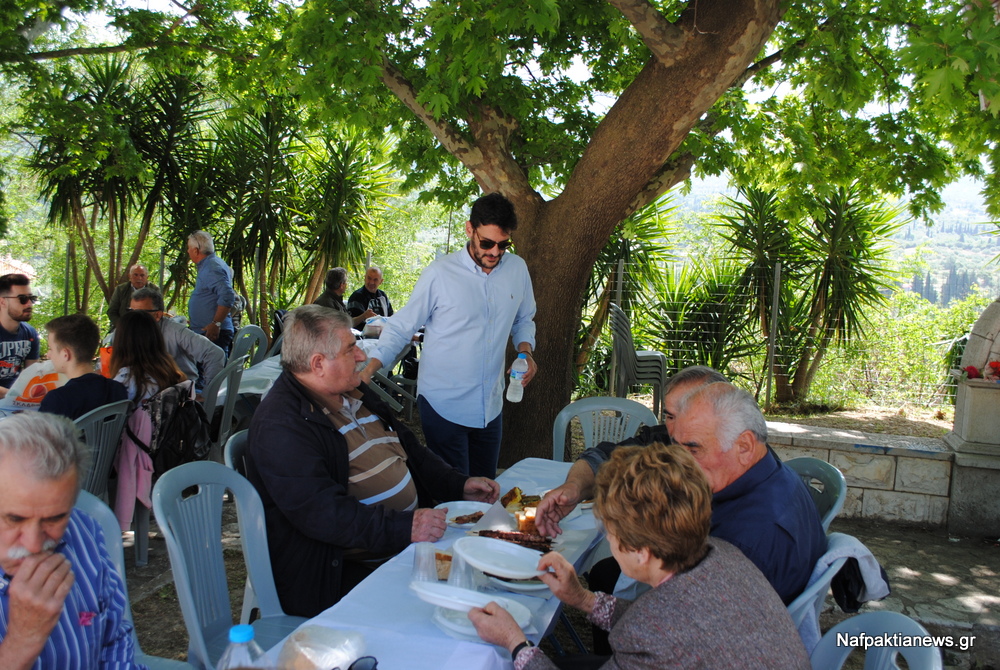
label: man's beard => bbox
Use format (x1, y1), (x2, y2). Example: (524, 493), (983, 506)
(7, 539), (58, 560)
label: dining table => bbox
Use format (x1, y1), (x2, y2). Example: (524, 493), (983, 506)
(263, 457), (604, 670)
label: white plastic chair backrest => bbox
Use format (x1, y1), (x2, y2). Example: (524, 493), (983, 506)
(265, 332), (283, 359)
(230, 325), (269, 367)
(75, 399), (133, 499)
(223, 429), (248, 476)
(786, 457), (847, 532)
(152, 461), (287, 669)
(811, 611), (943, 670)
(552, 396), (658, 461)
(202, 355), (247, 450)
(75, 491), (194, 669)
(787, 555), (847, 629)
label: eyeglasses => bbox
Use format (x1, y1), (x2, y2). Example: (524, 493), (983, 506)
(1, 294), (39, 305)
(474, 231), (513, 251)
(348, 656), (379, 670)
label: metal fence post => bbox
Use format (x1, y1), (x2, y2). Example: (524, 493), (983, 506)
(765, 261), (781, 409)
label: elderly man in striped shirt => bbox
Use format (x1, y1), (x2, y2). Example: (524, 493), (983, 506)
(246, 305), (501, 618)
(0, 413), (144, 670)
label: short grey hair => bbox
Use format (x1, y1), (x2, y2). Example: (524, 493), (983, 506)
(131, 287), (165, 311)
(281, 305), (353, 374)
(187, 230), (215, 254)
(680, 382), (768, 452)
(324, 267), (348, 293)
(0, 413), (90, 487)
(664, 366), (728, 397)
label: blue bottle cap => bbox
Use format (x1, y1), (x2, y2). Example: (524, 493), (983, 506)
(517, 352), (527, 359)
(229, 624), (254, 644)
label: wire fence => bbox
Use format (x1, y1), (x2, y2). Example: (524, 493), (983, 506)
(598, 261), (981, 410)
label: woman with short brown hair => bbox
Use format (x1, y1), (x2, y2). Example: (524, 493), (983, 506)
(470, 442), (810, 669)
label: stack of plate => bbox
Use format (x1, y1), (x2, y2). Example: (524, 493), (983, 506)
(409, 581), (533, 643)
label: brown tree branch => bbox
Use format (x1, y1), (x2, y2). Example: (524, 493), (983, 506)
(606, 0), (689, 67)
(626, 152), (697, 217)
(378, 56), (477, 164)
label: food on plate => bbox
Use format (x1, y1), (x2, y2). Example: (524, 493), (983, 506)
(435, 550), (452, 580)
(500, 486), (523, 509)
(451, 510), (484, 525)
(515, 507), (537, 534)
(476, 529), (552, 553)
(500, 486), (542, 513)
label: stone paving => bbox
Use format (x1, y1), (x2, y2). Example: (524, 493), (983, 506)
(822, 517), (999, 669)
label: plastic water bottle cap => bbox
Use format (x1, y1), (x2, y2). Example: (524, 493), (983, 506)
(229, 624), (254, 644)
(517, 353), (527, 359)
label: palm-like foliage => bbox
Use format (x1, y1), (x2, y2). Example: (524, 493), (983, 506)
(647, 259), (759, 377)
(715, 186), (808, 337)
(785, 185), (904, 399)
(25, 56), (214, 310)
(297, 131), (396, 303)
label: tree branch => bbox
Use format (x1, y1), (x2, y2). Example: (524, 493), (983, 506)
(378, 56), (476, 162)
(606, 0), (689, 67)
(626, 152), (696, 216)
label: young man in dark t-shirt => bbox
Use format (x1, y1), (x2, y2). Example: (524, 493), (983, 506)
(0, 274), (40, 398)
(39, 313), (128, 420)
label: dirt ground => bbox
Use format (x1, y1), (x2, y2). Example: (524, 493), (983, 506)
(126, 400), (970, 665)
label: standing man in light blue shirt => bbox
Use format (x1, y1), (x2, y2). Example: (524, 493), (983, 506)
(186, 230), (237, 356)
(362, 193), (537, 478)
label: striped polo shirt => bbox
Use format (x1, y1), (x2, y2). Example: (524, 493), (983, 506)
(322, 389), (419, 513)
(0, 509), (144, 669)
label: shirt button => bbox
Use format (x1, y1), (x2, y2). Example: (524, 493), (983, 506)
(331, 559), (340, 568)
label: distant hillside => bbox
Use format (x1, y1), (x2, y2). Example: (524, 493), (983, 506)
(672, 175), (1000, 304)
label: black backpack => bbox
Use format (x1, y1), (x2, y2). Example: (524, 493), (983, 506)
(126, 380), (213, 476)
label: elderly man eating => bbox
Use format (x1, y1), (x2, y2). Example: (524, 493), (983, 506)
(0, 413), (144, 669)
(246, 305), (500, 617)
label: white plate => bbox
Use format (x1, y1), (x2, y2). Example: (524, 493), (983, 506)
(452, 536), (545, 580)
(432, 609), (484, 643)
(434, 597), (532, 633)
(487, 575), (551, 596)
(410, 581), (503, 612)
(434, 501), (493, 527)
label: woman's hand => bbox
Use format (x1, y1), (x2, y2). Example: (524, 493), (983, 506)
(537, 552), (595, 613)
(468, 602), (527, 651)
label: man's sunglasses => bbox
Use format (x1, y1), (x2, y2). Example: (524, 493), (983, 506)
(476, 237), (513, 251)
(2, 294), (39, 305)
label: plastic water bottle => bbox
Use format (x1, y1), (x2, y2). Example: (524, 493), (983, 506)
(216, 624), (265, 669)
(506, 353), (529, 402)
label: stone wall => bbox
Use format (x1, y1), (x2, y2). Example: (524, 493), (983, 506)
(768, 422), (952, 526)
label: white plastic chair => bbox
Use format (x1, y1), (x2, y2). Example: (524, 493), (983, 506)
(151, 460), (306, 669)
(201, 355), (247, 463)
(551, 396), (658, 461)
(788, 555), (847, 653)
(787, 457), (847, 532)
(222, 429), (258, 626)
(75, 490), (194, 669)
(230, 325), (269, 367)
(75, 399), (133, 500)
(811, 611), (943, 669)
(264, 332), (283, 359)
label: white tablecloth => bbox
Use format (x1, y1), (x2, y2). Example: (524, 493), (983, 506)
(264, 458), (602, 670)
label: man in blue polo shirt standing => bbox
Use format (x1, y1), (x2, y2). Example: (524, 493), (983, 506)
(362, 193), (537, 478)
(186, 230), (236, 356)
